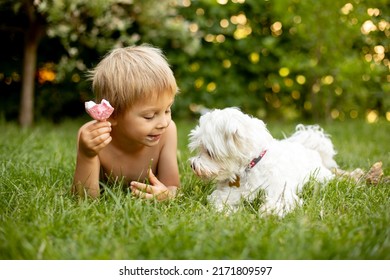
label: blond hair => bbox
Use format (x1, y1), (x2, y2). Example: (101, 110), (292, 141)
(89, 44), (178, 114)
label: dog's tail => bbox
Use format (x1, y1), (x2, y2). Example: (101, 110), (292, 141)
(286, 124), (338, 170)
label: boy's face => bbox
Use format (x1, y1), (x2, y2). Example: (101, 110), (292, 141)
(111, 92), (174, 147)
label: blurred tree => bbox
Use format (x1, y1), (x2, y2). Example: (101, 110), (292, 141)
(174, 0), (389, 121)
(0, 0), (388, 123)
(270, 0), (389, 121)
(0, 0), (199, 126)
(0, 0), (46, 127)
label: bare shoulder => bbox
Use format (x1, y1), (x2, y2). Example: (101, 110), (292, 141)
(160, 120), (177, 148)
(164, 121), (177, 142)
(167, 120), (177, 135)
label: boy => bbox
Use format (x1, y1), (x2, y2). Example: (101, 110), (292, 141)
(72, 44), (180, 200)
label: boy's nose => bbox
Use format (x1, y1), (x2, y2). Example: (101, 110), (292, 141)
(156, 115), (171, 129)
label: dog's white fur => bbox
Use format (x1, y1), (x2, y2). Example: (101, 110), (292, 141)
(189, 108), (338, 216)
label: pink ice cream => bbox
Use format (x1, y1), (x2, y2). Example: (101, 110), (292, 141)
(85, 99), (114, 121)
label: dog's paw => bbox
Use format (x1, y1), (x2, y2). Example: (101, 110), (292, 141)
(209, 201), (239, 215)
(259, 202), (286, 217)
(259, 198), (301, 218)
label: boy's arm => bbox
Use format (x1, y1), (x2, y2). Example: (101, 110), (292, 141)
(130, 121), (180, 200)
(73, 155), (100, 198)
(72, 121), (112, 198)
(157, 121), (180, 192)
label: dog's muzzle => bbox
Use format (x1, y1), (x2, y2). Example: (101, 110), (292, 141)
(189, 158), (208, 178)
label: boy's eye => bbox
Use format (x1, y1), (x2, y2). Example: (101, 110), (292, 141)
(144, 115), (154, 120)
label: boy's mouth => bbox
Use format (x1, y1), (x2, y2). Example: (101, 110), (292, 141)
(147, 134), (161, 142)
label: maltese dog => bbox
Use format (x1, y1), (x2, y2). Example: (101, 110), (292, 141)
(188, 107), (338, 216)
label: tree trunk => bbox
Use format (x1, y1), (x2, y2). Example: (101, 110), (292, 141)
(19, 30), (38, 127)
(18, 1), (45, 128)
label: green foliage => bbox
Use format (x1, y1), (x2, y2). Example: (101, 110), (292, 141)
(0, 0), (388, 122)
(171, 0), (389, 121)
(0, 0), (201, 122)
(0, 119), (389, 259)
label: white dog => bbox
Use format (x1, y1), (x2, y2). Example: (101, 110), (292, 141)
(188, 107), (338, 216)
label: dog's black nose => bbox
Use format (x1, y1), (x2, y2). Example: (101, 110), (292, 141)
(190, 159), (199, 171)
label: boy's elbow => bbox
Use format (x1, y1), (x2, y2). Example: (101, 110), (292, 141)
(71, 182), (100, 199)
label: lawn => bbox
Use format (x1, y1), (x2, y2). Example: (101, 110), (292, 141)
(0, 117), (389, 259)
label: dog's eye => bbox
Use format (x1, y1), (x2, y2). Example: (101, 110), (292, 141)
(206, 149), (213, 158)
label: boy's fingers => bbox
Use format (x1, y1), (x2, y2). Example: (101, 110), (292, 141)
(148, 169), (162, 186)
(130, 183), (170, 201)
(131, 187), (153, 199)
(131, 182), (153, 193)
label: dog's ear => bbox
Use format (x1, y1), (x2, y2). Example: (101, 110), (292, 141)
(223, 118), (246, 153)
(228, 115), (272, 155)
(231, 129), (244, 147)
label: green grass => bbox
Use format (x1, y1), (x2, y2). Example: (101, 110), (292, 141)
(0, 118), (389, 260)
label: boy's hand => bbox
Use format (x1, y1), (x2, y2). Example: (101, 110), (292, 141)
(130, 169), (176, 201)
(78, 121), (112, 158)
